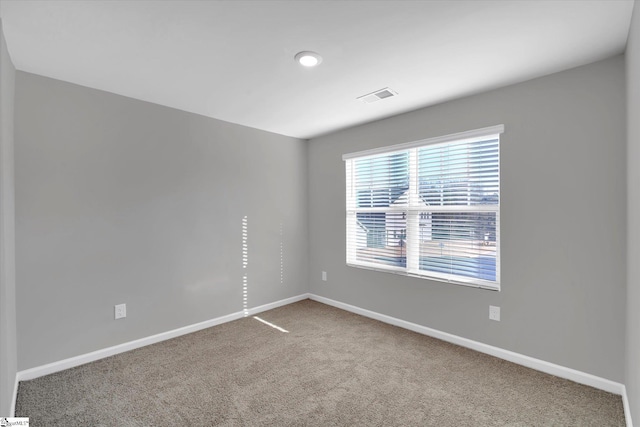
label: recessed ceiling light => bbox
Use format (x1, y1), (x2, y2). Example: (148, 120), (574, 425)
(295, 51), (322, 67)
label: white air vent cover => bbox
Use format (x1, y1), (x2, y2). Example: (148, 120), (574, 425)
(357, 87), (398, 103)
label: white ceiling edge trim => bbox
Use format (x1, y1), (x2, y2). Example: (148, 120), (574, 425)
(342, 124), (505, 160)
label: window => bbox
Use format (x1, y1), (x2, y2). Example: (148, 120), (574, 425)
(344, 125), (503, 290)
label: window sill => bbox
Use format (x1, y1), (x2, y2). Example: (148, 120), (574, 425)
(346, 262), (500, 291)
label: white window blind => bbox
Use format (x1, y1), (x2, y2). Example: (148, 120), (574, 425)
(344, 125), (503, 290)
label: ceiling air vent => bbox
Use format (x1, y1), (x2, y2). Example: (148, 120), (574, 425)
(357, 87), (398, 103)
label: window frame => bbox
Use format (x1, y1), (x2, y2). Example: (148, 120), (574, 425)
(343, 125), (504, 291)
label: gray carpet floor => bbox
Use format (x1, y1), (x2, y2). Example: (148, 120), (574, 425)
(16, 299), (625, 426)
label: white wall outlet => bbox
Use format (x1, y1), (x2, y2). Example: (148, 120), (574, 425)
(322, 271), (327, 281)
(115, 303), (126, 320)
(489, 305), (500, 321)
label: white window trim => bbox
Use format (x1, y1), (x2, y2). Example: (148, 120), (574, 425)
(344, 125), (504, 291)
(342, 125), (504, 161)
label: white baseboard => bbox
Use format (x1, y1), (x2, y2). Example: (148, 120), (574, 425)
(308, 294), (626, 397)
(14, 292), (632, 426)
(17, 293), (310, 382)
(622, 385), (634, 427)
(10, 373), (18, 416)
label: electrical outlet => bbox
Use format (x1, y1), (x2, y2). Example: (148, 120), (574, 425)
(322, 271), (327, 281)
(489, 305), (500, 321)
(115, 303), (126, 320)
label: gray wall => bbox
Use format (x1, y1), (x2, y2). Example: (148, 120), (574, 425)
(627, 0), (640, 422)
(0, 19), (17, 415)
(14, 72), (308, 370)
(308, 55), (626, 383)
(7, 23), (630, 408)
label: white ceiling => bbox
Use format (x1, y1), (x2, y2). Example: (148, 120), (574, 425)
(0, 0), (634, 139)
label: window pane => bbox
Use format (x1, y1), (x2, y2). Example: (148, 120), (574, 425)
(353, 211), (407, 268)
(419, 212), (497, 281)
(418, 138), (499, 206)
(355, 152), (409, 208)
